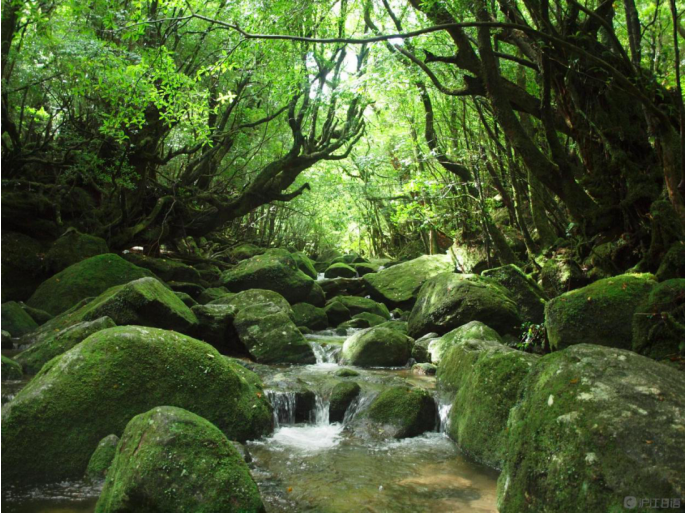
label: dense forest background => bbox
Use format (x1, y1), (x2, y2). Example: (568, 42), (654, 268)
(1, 0), (684, 284)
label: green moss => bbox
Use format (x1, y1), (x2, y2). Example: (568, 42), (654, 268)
(1, 301), (38, 336)
(189, 304), (240, 354)
(365, 386), (435, 438)
(2, 326), (273, 484)
(411, 362), (436, 375)
(27, 254), (156, 315)
(19, 304), (53, 325)
(324, 301), (351, 326)
(15, 316), (117, 374)
(656, 242), (685, 282)
(198, 286), (231, 305)
(376, 320), (408, 333)
(329, 381), (361, 422)
(229, 243), (266, 261)
(324, 262), (357, 279)
(335, 368), (359, 377)
(352, 263), (377, 276)
(291, 251), (318, 279)
(45, 230), (109, 274)
(545, 273), (657, 350)
(328, 296), (390, 319)
(341, 327), (414, 367)
(122, 253), (202, 284)
(352, 312), (387, 327)
(292, 303), (328, 330)
(540, 253), (588, 297)
(173, 291), (198, 308)
(95, 406), (264, 513)
(85, 434), (119, 480)
(429, 321), (503, 365)
(1, 355), (23, 380)
(482, 264), (548, 323)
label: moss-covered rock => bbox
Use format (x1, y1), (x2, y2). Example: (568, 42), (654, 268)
(197, 286), (231, 305)
(452, 243), (490, 273)
(27, 254), (156, 316)
(328, 296), (390, 319)
(352, 263), (377, 276)
(411, 363), (436, 375)
(497, 344), (684, 512)
(632, 278), (685, 364)
(85, 434), (119, 480)
(408, 273), (521, 339)
(481, 264), (548, 323)
(229, 243), (266, 261)
(234, 303), (315, 364)
(329, 381), (361, 422)
(168, 281), (205, 300)
(540, 253), (588, 297)
(15, 316), (117, 374)
(95, 406), (264, 513)
(292, 303), (328, 331)
(363, 387), (435, 438)
(1, 231), (47, 303)
(438, 338), (537, 468)
(341, 327), (414, 367)
(330, 253), (367, 266)
(291, 251), (318, 279)
(428, 321), (503, 365)
(335, 367), (360, 377)
(352, 312), (387, 327)
(18, 304), (53, 325)
(376, 320), (408, 334)
(1, 355), (22, 380)
(1, 301), (38, 336)
(545, 273), (657, 350)
(324, 301), (351, 327)
(318, 277), (366, 299)
(363, 255), (455, 309)
(221, 249), (321, 305)
(337, 318), (369, 329)
(190, 304), (241, 355)
(45, 230), (109, 274)
(173, 291), (198, 308)
(656, 242), (685, 282)
(1, 326), (273, 483)
(325, 262), (357, 279)
(122, 253), (202, 284)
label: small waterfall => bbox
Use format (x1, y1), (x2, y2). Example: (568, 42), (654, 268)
(342, 391), (376, 425)
(310, 395), (330, 425)
(317, 272), (326, 281)
(266, 390), (297, 427)
(437, 401), (452, 434)
(309, 342), (340, 365)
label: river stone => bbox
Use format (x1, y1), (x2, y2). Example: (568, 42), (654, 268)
(190, 304), (241, 355)
(233, 303), (315, 364)
(540, 252), (588, 297)
(15, 316), (117, 374)
(228, 243), (266, 261)
(318, 277), (366, 299)
(169, 281), (205, 300)
(363, 254), (455, 309)
(328, 296), (390, 319)
(45, 230), (109, 274)
(481, 264), (548, 322)
(197, 286), (231, 305)
(362, 386), (436, 439)
(632, 278), (685, 364)
(352, 312), (387, 327)
(324, 301), (351, 327)
(329, 381), (361, 422)
(122, 253), (202, 284)
(85, 434), (119, 480)
(376, 320), (408, 334)
(338, 318), (369, 330)
(545, 273), (657, 350)
(27, 254), (156, 316)
(411, 363), (437, 376)
(497, 344), (685, 512)
(352, 263), (377, 276)
(1, 355), (22, 380)
(452, 243), (490, 274)
(341, 327), (414, 367)
(325, 262), (357, 279)
(292, 303), (328, 331)
(291, 251), (318, 279)
(209, 288), (293, 318)
(428, 321), (503, 365)
(19, 304), (53, 325)
(1, 301), (38, 337)
(408, 273), (521, 339)
(1, 326), (272, 483)
(438, 337), (537, 468)
(95, 406), (265, 513)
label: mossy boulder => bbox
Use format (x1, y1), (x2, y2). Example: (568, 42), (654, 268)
(352, 312), (387, 327)
(337, 318), (369, 329)
(330, 253), (366, 265)
(190, 304), (241, 355)
(318, 277), (366, 299)
(545, 273), (657, 351)
(632, 278), (685, 363)
(291, 251), (318, 279)
(173, 291), (198, 308)
(329, 381), (361, 422)
(341, 327), (414, 367)
(221, 249), (321, 305)
(325, 262), (357, 279)
(411, 363), (436, 375)
(438, 338), (537, 468)
(95, 406), (264, 513)
(228, 243), (266, 261)
(540, 253), (588, 297)
(122, 253), (202, 284)
(292, 303), (328, 331)
(324, 301), (351, 327)
(363, 255), (455, 309)
(15, 316), (117, 374)
(18, 304), (53, 325)
(656, 242), (685, 281)
(27, 254), (156, 316)
(328, 295), (390, 319)
(497, 344), (685, 513)
(1, 326), (273, 483)
(363, 387), (435, 438)
(452, 243), (490, 274)
(1, 355), (22, 380)
(1, 301), (38, 337)
(197, 286), (231, 305)
(45, 230), (109, 274)
(352, 263), (377, 276)
(428, 321), (503, 365)
(408, 273), (521, 339)
(481, 264), (548, 323)
(234, 303), (315, 364)
(377, 320), (408, 334)
(1, 231), (47, 303)
(85, 434), (119, 480)
(168, 281), (205, 299)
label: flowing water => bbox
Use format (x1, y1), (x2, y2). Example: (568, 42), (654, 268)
(1, 330), (499, 512)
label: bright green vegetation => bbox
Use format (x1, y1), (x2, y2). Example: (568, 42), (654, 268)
(430, 321), (504, 365)
(45, 230), (109, 274)
(341, 326), (414, 367)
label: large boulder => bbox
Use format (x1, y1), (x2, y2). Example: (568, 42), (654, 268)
(197, 286), (231, 305)
(45, 230), (109, 274)
(1, 326), (273, 483)
(437, 338), (537, 467)
(1, 301), (38, 337)
(325, 263), (357, 279)
(1, 355), (22, 380)
(210, 288), (294, 318)
(318, 277), (366, 299)
(228, 243), (266, 261)
(481, 264), (548, 323)
(452, 243), (490, 274)
(292, 303), (328, 331)
(15, 316), (116, 374)
(324, 301), (351, 327)
(408, 273), (521, 339)
(328, 295), (390, 319)
(234, 303), (315, 364)
(545, 273), (657, 351)
(497, 344), (685, 512)
(1, 231), (46, 302)
(85, 434), (119, 480)
(540, 252), (588, 297)
(361, 386), (435, 438)
(190, 304), (240, 355)
(221, 249), (322, 305)
(95, 406), (265, 513)
(329, 381), (361, 422)
(341, 326), (414, 367)
(428, 321), (503, 365)
(122, 253), (202, 284)
(27, 254), (156, 316)
(363, 254), (454, 309)
(291, 251), (318, 279)
(632, 278), (685, 364)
